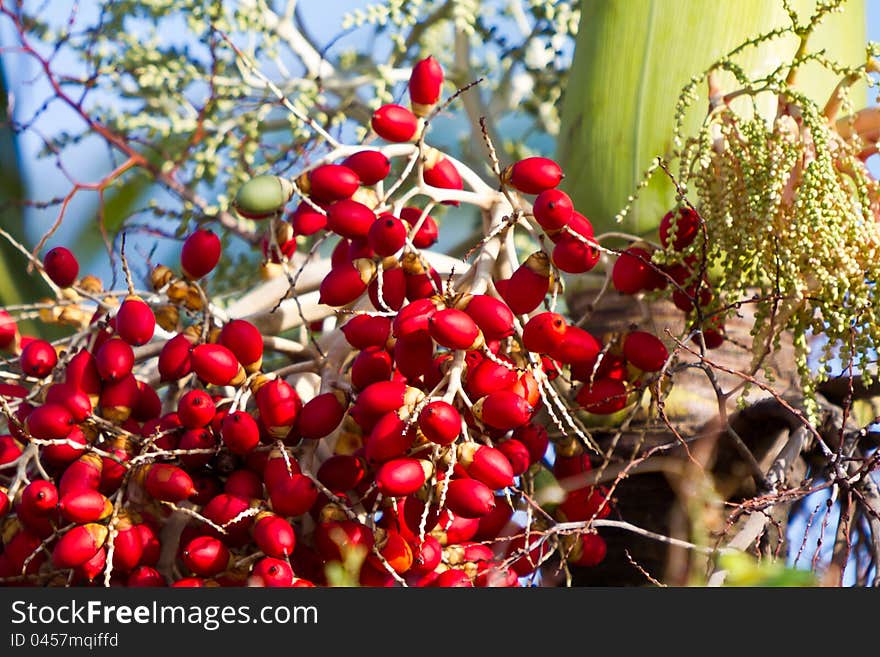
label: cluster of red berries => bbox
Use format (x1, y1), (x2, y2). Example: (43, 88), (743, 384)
(0, 55), (690, 588)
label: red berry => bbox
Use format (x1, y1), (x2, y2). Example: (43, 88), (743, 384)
(253, 514), (296, 558)
(505, 157), (563, 194)
(459, 444), (515, 489)
(372, 104), (419, 142)
(269, 474), (317, 517)
(181, 229), (222, 279)
(497, 439), (531, 476)
(548, 326), (601, 367)
(317, 454), (366, 492)
(576, 378), (630, 414)
(20, 339), (57, 378)
(318, 259), (375, 307)
(182, 536), (229, 577)
(256, 379), (302, 439)
(158, 333), (194, 382)
(472, 391), (532, 430)
(52, 523), (108, 569)
(144, 464), (195, 502)
(458, 294), (514, 341)
(59, 454), (103, 496)
(221, 411), (261, 455)
(612, 247), (654, 294)
(43, 246), (79, 287)
(409, 56), (444, 112)
(365, 412), (415, 464)
(58, 489), (112, 524)
(423, 155), (464, 206)
(400, 206), (439, 248)
(289, 202), (327, 236)
(623, 331), (669, 372)
(342, 150), (391, 185)
(251, 557), (294, 587)
(570, 533), (607, 567)
(495, 252), (551, 315)
(0, 309), (17, 350)
(191, 343), (241, 386)
(327, 199), (376, 240)
(341, 314), (391, 349)
(368, 214), (407, 256)
(20, 480), (58, 516)
(46, 383), (92, 423)
(177, 389), (216, 428)
(368, 263), (406, 312)
(225, 469), (263, 499)
(95, 338), (135, 382)
(297, 392), (347, 440)
(446, 478), (496, 518)
(552, 232), (600, 273)
(522, 312), (567, 354)
(128, 566), (165, 587)
(533, 189), (574, 232)
(25, 403), (75, 440)
(307, 164), (360, 202)
(660, 207), (700, 251)
(116, 296), (155, 346)
(219, 319), (263, 371)
(418, 401), (461, 446)
(428, 308), (483, 351)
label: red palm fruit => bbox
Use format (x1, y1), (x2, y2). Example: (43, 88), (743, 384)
(202, 493), (252, 544)
(660, 207), (700, 251)
(0, 489), (10, 518)
(553, 453), (593, 481)
(171, 577), (206, 588)
(472, 391), (532, 430)
(112, 517), (144, 572)
(44, 383), (91, 423)
(191, 343), (242, 386)
(532, 188), (573, 232)
(522, 312), (567, 354)
(136, 523), (161, 566)
(351, 346), (393, 389)
(558, 486), (611, 522)
(58, 489), (112, 524)
(4, 529), (45, 574)
(289, 201), (327, 236)
(181, 229), (222, 279)
(418, 401), (460, 446)
(694, 316), (725, 349)
(178, 428), (216, 468)
(399, 206), (435, 243)
(269, 474), (317, 517)
(612, 246), (654, 294)
(506, 533), (550, 577)
(250, 557), (294, 587)
(219, 319), (263, 372)
(0, 382), (27, 398)
(17, 503), (55, 538)
(371, 104), (419, 142)
(253, 513), (296, 558)
(99, 438), (133, 495)
(65, 349), (101, 398)
(144, 463), (195, 502)
(319, 259), (375, 307)
(410, 535), (443, 573)
(52, 523), (108, 569)
(158, 333), (194, 382)
(423, 155), (463, 205)
(457, 294), (514, 340)
(571, 352), (628, 383)
(71, 547), (104, 583)
(262, 448), (302, 490)
(376, 458), (434, 497)
(256, 378), (302, 439)
(0, 309), (18, 350)
(673, 281), (712, 313)
(409, 55), (444, 113)
(128, 566), (164, 587)
(220, 411), (259, 455)
(182, 536), (229, 576)
(371, 529), (413, 574)
(504, 157), (563, 194)
(59, 453), (103, 496)
(428, 308), (483, 350)
(623, 330), (669, 372)
(458, 444), (515, 489)
(552, 232), (600, 273)
(326, 199), (375, 240)
(315, 520), (374, 562)
(305, 164), (360, 202)
(438, 511), (481, 546)
(446, 478), (496, 518)
(497, 438), (531, 476)
(20, 339), (57, 378)
(434, 569), (473, 587)
(365, 412), (415, 463)
(116, 296), (155, 346)
(353, 380), (412, 419)
(495, 251), (551, 315)
(569, 533), (607, 567)
(576, 378), (630, 415)
(368, 262), (406, 311)
(177, 389), (216, 428)
(402, 256), (442, 301)
(317, 454), (366, 492)
(225, 469), (262, 500)
(20, 480), (58, 516)
(331, 237), (352, 267)
(368, 214), (407, 256)
(342, 150), (391, 185)
(549, 325), (601, 367)
(393, 331), (435, 380)
(348, 237), (375, 261)
(341, 314), (391, 349)
(132, 381), (162, 422)
(25, 403), (75, 440)
(43, 246), (79, 287)
(297, 391), (347, 440)
(99, 374), (140, 423)
(392, 297), (440, 337)
(474, 497), (515, 541)
(95, 338), (134, 382)
(464, 355), (515, 400)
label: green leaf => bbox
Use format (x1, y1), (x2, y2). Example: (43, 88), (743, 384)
(558, 0), (866, 235)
